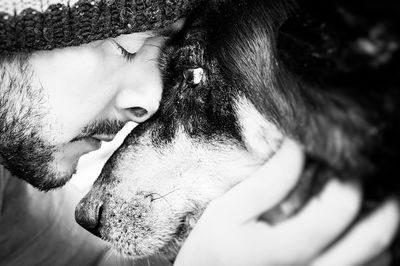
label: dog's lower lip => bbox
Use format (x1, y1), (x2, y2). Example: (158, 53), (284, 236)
(175, 215), (190, 239)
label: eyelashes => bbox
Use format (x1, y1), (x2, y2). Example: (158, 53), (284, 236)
(114, 41), (137, 62)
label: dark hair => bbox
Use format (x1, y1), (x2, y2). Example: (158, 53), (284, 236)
(214, 0), (400, 261)
(160, 0), (400, 261)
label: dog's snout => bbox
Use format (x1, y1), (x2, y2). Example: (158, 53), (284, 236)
(75, 196), (103, 237)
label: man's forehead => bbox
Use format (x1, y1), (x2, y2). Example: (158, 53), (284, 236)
(110, 31), (158, 54)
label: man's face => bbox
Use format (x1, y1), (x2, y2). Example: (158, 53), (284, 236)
(0, 31), (164, 190)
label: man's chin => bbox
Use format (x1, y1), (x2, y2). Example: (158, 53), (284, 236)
(34, 150), (84, 191)
(3, 150), (79, 192)
(29, 173), (72, 192)
(28, 139), (102, 191)
(4, 162), (72, 192)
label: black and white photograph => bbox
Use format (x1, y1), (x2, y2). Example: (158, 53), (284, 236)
(0, 0), (399, 265)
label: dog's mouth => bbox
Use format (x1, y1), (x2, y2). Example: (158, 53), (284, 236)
(95, 205), (199, 258)
(175, 215), (192, 240)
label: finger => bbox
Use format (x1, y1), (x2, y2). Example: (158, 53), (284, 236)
(363, 252), (392, 266)
(211, 138), (304, 222)
(273, 179), (362, 261)
(311, 198), (399, 266)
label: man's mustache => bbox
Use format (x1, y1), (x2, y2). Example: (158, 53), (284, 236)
(71, 120), (125, 142)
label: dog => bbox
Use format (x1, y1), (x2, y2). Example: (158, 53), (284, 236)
(75, 0), (400, 262)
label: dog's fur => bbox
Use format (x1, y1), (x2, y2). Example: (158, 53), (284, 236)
(75, 0), (400, 263)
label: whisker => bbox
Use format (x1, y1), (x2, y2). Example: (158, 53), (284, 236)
(151, 187), (183, 201)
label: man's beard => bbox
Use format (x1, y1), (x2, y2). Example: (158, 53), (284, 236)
(0, 54), (58, 191)
(0, 126), (58, 191)
(0, 54), (124, 191)
(0, 117), (124, 191)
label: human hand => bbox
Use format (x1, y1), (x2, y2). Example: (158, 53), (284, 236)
(174, 139), (400, 266)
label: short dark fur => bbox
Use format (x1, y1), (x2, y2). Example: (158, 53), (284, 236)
(151, 0), (399, 262)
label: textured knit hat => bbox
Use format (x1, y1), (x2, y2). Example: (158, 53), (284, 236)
(0, 0), (200, 54)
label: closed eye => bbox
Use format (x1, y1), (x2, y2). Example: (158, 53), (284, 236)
(113, 41), (137, 62)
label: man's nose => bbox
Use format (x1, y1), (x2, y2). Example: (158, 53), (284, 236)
(114, 37), (164, 123)
(75, 194), (103, 237)
(114, 78), (162, 123)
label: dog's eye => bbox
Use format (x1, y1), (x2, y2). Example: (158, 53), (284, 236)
(183, 68), (204, 85)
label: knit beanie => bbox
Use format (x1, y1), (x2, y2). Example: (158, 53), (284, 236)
(0, 0), (200, 54)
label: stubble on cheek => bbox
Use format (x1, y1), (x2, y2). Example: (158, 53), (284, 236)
(0, 54), (71, 190)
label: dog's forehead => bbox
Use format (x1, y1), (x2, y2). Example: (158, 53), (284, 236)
(155, 33), (243, 141)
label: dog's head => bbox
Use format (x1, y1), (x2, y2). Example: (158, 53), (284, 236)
(75, 0), (398, 259)
(75, 0), (290, 258)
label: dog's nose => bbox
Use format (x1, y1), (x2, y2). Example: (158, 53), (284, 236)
(75, 197), (103, 237)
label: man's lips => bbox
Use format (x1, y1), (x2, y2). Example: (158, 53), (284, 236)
(72, 134), (116, 143)
(91, 134), (116, 142)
